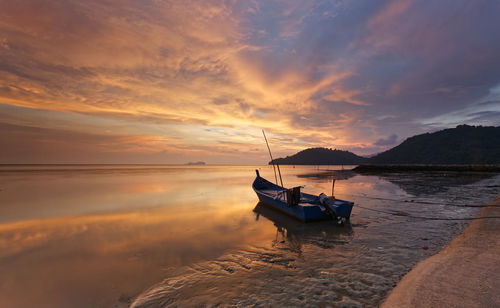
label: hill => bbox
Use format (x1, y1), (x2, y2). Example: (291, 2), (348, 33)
(369, 125), (500, 164)
(270, 147), (367, 165)
(269, 125), (500, 165)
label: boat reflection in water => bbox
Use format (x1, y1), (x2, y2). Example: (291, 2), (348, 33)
(253, 202), (353, 256)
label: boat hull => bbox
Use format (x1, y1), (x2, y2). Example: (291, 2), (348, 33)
(255, 189), (328, 221)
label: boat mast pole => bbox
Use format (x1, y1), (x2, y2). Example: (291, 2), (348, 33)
(276, 161), (284, 188)
(262, 130), (284, 188)
(331, 179), (336, 199)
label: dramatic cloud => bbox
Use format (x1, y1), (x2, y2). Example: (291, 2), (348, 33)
(374, 134), (398, 146)
(1, 0), (499, 163)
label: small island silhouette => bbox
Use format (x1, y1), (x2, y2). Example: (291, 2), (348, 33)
(186, 161), (206, 165)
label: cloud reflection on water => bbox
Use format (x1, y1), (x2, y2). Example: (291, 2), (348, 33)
(0, 203), (276, 308)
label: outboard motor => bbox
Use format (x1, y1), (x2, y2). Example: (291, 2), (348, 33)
(319, 193), (343, 224)
(319, 193), (330, 205)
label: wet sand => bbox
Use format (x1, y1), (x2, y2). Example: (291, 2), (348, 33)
(382, 195), (500, 307)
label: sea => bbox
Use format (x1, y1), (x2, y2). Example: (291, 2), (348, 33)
(0, 165), (499, 307)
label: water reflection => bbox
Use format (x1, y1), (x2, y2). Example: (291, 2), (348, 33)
(0, 165), (276, 308)
(360, 171), (496, 196)
(133, 169), (500, 307)
(297, 169), (357, 181)
(1, 165), (499, 308)
(0, 205), (277, 308)
(254, 202), (353, 255)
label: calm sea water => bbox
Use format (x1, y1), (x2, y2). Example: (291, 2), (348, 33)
(0, 165), (499, 307)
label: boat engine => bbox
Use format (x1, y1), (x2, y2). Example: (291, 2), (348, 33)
(319, 193), (340, 220)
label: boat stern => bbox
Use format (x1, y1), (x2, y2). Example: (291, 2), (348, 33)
(333, 200), (354, 219)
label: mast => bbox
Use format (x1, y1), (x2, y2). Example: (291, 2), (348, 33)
(262, 130), (284, 188)
(276, 162), (284, 188)
(331, 179), (336, 199)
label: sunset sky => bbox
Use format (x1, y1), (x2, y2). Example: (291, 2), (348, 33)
(1, 0), (500, 164)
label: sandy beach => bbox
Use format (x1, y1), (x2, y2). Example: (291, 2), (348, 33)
(382, 195), (500, 307)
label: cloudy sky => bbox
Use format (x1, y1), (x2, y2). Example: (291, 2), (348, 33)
(1, 0), (499, 164)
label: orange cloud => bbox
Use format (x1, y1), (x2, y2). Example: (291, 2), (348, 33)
(0, 0), (383, 163)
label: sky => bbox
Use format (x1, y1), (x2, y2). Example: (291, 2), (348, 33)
(1, 0), (500, 164)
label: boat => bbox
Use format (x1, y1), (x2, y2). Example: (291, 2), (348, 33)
(252, 170), (354, 223)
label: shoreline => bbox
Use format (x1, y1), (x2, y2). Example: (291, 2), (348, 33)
(354, 164), (500, 173)
(382, 194), (500, 307)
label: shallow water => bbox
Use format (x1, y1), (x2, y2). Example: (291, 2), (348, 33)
(0, 165), (499, 307)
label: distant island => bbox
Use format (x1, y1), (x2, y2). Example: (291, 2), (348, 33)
(270, 125), (500, 165)
(186, 161), (206, 165)
(271, 148), (367, 165)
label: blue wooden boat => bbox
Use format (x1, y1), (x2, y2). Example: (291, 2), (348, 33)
(252, 170), (354, 223)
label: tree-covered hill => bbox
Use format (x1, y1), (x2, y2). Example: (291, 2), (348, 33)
(269, 125), (500, 165)
(369, 125), (500, 164)
(270, 147), (367, 165)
